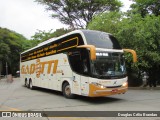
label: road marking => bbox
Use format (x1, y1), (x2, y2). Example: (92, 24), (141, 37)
(0, 105), (21, 111)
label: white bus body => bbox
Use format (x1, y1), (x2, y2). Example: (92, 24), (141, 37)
(20, 30), (136, 98)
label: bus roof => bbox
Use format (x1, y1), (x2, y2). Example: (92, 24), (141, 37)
(21, 30), (87, 54)
(21, 29), (120, 55)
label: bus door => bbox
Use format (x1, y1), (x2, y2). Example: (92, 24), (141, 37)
(67, 50), (82, 95)
(68, 49), (90, 95)
(80, 49), (90, 95)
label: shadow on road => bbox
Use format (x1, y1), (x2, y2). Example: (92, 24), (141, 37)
(25, 86), (124, 104)
(23, 86), (63, 96)
(76, 96), (123, 104)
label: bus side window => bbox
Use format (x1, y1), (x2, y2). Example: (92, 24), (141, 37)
(82, 59), (88, 73)
(80, 49), (90, 76)
(68, 51), (83, 74)
(68, 49), (90, 76)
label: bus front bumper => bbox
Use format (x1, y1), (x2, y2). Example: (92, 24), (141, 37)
(88, 84), (128, 97)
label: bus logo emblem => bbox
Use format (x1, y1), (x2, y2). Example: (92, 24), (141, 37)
(113, 81), (117, 85)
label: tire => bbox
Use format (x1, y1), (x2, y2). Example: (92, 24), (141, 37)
(62, 82), (75, 99)
(25, 79), (30, 88)
(29, 79), (34, 90)
(24, 79), (27, 87)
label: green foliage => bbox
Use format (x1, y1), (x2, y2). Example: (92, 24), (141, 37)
(35, 0), (122, 29)
(31, 28), (71, 42)
(51, 28), (72, 38)
(117, 15), (160, 70)
(88, 11), (123, 33)
(31, 29), (54, 41)
(130, 0), (160, 17)
(0, 27), (28, 75)
(0, 43), (10, 60)
(88, 12), (160, 86)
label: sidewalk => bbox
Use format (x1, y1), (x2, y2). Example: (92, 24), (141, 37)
(0, 77), (20, 90)
(0, 77), (14, 83)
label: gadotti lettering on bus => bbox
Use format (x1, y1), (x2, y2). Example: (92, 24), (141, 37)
(21, 58), (58, 78)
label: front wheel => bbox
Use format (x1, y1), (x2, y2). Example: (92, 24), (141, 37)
(62, 82), (75, 99)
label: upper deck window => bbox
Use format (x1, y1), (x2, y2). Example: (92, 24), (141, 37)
(82, 30), (121, 49)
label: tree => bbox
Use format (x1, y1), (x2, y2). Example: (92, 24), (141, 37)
(31, 29), (54, 41)
(35, 0), (122, 29)
(130, 0), (160, 17)
(0, 43), (10, 78)
(116, 14), (160, 85)
(88, 11), (123, 33)
(0, 27), (28, 76)
(31, 28), (71, 42)
(88, 12), (160, 86)
(51, 28), (71, 37)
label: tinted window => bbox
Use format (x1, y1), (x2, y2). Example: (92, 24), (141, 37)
(82, 30), (121, 49)
(21, 33), (85, 62)
(91, 52), (126, 79)
(68, 49), (91, 76)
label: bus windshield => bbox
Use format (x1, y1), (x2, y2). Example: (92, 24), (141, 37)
(82, 30), (121, 49)
(91, 52), (126, 79)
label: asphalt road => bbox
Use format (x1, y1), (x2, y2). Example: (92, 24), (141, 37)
(0, 78), (160, 120)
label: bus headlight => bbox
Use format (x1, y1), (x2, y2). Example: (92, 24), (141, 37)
(92, 82), (105, 89)
(122, 82), (128, 87)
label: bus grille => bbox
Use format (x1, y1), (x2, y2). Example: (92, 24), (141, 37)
(106, 85), (122, 88)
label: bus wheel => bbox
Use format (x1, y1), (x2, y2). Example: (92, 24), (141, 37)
(62, 82), (75, 99)
(24, 79), (27, 87)
(29, 79), (34, 90)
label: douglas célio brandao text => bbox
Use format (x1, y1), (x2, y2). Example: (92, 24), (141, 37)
(118, 112), (158, 117)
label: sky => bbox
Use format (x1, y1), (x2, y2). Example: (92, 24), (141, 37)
(0, 0), (133, 39)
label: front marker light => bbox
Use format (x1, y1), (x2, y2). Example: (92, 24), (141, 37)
(100, 85), (105, 89)
(92, 82), (105, 89)
(122, 82), (128, 87)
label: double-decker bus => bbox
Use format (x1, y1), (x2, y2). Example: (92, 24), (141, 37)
(20, 30), (137, 98)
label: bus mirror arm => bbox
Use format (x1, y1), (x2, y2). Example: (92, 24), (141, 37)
(123, 49), (137, 63)
(77, 45), (96, 60)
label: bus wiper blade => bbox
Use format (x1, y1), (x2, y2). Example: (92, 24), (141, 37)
(98, 75), (112, 79)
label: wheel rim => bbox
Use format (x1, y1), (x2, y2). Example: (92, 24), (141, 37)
(65, 85), (71, 96)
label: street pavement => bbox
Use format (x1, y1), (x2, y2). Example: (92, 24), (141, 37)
(0, 78), (160, 120)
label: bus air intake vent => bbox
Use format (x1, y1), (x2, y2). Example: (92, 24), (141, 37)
(106, 85), (122, 88)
